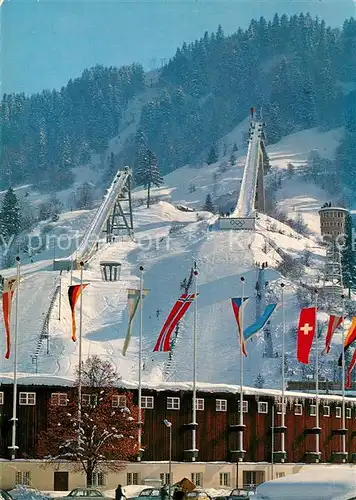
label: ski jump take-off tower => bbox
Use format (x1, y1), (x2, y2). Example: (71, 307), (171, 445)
(219, 107), (267, 231)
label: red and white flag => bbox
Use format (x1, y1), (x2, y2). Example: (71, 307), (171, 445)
(297, 307), (317, 364)
(323, 314), (342, 355)
(346, 349), (356, 389)
(153, 294), (198, 352)
(2, 277), (18, 359)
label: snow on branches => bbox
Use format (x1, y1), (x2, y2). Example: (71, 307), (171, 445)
(37, 357), (142, 486)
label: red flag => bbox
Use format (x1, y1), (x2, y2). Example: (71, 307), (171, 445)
(297, 307), (317, 364)
(231, 297), (250, 357)
(2, 277), (18, 359)
(68, 284), (89, 342)
(153, 294), (197, 352)
(338, 317), (356, 366)
(346, 349), (356, 389)
(323, 315), (342, 355)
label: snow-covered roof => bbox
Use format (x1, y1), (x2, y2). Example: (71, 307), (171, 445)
(318, 206), (349, 213)
(1, 374), (356, 404)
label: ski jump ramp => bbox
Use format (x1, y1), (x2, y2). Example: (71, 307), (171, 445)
(53, 166), (134, 270)
(219, 114), (266, 231)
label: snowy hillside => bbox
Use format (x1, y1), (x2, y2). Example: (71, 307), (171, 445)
(0, 125), (346, 390)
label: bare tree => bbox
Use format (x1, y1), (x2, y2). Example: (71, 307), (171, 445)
(78, 355), (119, 388)
(75, 182), (95, 210)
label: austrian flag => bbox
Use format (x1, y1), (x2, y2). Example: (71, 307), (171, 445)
(297, 307), (317, 364)
(68, 283), (89, 342)
(2, 277), (18, 359)
(323, 314), (342, 355)
(153, 293), (198, 352)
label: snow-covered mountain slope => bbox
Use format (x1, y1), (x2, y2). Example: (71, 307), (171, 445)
(0, 125), (345, 389)
(0, 201), (327, 388)
(138, 125), (344, 219)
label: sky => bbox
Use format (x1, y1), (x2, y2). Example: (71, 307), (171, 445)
(1, 0), (355, 96)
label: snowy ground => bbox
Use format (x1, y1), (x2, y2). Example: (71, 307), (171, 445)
(0, 125), (346, 389)
(0, 202), (331, 388)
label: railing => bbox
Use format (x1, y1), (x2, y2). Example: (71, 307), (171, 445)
(31, 281), (61, 372)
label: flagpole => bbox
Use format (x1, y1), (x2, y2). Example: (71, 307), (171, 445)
(138, 265), (144, 461)
(239, 276), (245, 460)
(341, 293), (346, 458)
(70, 258), (73, 286)
(192, 267), (198, 461)
(314, 289), (320, 460)
(77, 261), (84, 448)
(9, 256), (20, 460)
(280, 282), (286, 461)
(58, 270), (62, 321)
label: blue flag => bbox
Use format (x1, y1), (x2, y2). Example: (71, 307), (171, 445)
(244, 303), (278, 340)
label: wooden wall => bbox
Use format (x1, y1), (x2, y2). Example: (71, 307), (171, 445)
(1, 384), (356, 463)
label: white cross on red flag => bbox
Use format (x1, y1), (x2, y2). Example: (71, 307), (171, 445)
(297, 307), (317, 364)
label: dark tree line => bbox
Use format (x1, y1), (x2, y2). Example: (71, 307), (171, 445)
(134, 14), (356, 174)
(1, 64), (145, 191)
(1, 14), (356, 194)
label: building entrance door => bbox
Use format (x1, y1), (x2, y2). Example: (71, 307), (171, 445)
(54, 472), (69, 491)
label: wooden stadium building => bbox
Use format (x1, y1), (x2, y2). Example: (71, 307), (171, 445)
(1, 380), (356, 465)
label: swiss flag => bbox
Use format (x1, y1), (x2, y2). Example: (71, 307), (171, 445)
(297, 307), (317, 364)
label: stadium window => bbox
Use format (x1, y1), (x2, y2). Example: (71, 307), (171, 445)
(167, 397), (180, 410)
(50, 393), (68, 406)
(309, 405), (317, 416)
(82, 394), (97, 407)
(276, 402), (286, 414)
(191, 473), (203, 487)
(346, 408), (352, 419)
(15, 471), (31, 485)
(19, 392), (36, 405)
(112, 395), (127, 408)
(294, 404), (303, 416)
(216, 399), (227, 412)
(92, 472), (105, 486)
(336, 406), (342, 418)
(195, 398), (204, 411)
(160, 473), (172, 485)
(323, 406), (330, 417)
(141, 396), (154, 409)
(258, 401), (268, 414)
(237, 400), (248, 413)
(0, 392), (3, 405)
(219, 472), (231, 487)
(126, 472), (139, 485)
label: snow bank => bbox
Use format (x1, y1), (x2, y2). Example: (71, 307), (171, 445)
(255, 465), (356, 500)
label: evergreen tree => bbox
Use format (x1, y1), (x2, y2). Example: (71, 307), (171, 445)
(203, 193), (215, 213)
(135, 150), (163, 208)
(341, 213), (356, 298)
(254, 373), (265, 388)
(0, 188), (21, 241)
(207, 146), (218, 165)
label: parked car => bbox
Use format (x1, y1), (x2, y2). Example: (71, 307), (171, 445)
(228, 490), (255, 499)
(9, 487), (50, 500)
(185, 491), (211, 500)
(129, 488), (164, 500)
(52, 489), (114, 500)
(129, 488), (178, 500)
(0, 490), (13, 500)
